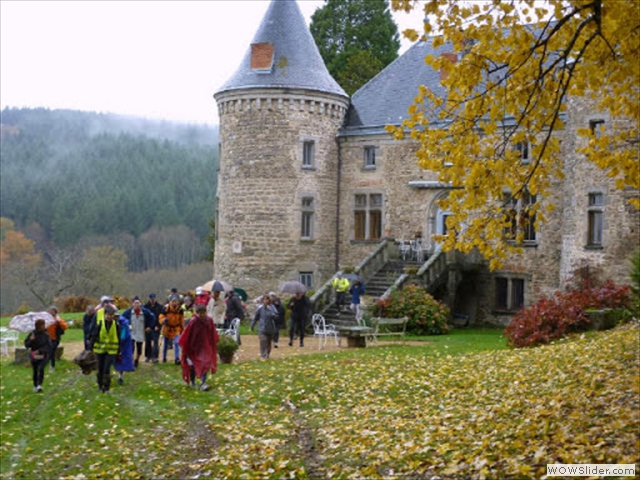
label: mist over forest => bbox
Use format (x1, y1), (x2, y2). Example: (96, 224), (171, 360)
(1, 107), (218, 270)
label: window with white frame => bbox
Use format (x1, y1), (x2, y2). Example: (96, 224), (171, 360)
(364, 146), (378, 169)
(495, 276), (525, 311)
(299, 272), (313, 289)
(354, 193), (383, 241)
(301, 196), (314, 239)
(587, 192), (604, 246)
(302, 140), (315, 168)
(503, 190), (537, 243)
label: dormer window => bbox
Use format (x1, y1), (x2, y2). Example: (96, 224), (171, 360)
(364, 146), (378, 169)
(251, 43), (274, 72)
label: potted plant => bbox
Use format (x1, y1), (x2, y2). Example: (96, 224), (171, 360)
(217, 335), (239, 364)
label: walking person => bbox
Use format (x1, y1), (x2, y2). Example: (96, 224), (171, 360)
(88, 305), (122, 394)
(159, 295), (184, 364)
(114, 310), (134, 386)
(331, 273), (350, 316)
(24, 318), (53, 393)
(251, 294), (278, 360)
(288, 291), (310, 347)
(45, 306), (68, 372)
(82, 305), (96, 350)
(224, 289), (244, 330)
(182, 296), (195, 327)
(349, 280), (366, 324)
(143, 293), (162, 363)
(269, 292), (285, 348)
(178, 303), (219, 391)
(121, 296), (155, 367)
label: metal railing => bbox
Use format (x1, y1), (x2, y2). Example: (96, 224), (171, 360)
(310, 238), (396, 314)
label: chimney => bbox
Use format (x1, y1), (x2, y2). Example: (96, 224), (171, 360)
(439, 52), (458, 82)
(250, 42), (274, 71)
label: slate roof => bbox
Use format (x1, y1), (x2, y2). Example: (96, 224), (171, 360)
(217, 0), (347, 98)
(343, 38), (453, 134)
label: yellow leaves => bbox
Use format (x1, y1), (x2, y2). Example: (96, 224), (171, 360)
(389, 0), (639, 268)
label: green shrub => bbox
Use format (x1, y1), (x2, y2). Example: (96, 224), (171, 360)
(373, 284), (450, 335)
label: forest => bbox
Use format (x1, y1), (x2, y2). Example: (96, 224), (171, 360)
(0, 108), (218, 313)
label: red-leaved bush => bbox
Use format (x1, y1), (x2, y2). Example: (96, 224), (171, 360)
(505, 280), (632, 348)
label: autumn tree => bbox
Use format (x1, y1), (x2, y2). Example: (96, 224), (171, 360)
(389, 0), (639, 268)
(310, 0), (401, 95)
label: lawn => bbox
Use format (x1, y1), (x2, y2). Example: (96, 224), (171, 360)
(1, 323), (638, 479)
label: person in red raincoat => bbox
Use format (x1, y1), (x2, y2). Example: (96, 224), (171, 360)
(178, 303), (219, 391)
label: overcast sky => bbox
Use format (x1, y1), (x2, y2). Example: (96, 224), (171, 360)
(0, 1), (422, 126)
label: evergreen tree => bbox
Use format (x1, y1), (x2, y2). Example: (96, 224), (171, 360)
(310, 0), (400, 95)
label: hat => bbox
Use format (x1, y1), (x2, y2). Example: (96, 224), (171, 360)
(269, 291), (277, 297)
(133, 296), (140, 302)
(169, 294), (180, 302)
(196, 287), (203, 295)
(149, 293), (157, 299)
(100, 295), (114, 303)
(195, 303), (207, 312)
(171, 287), (178, 293)
(104, 305), (117, 314)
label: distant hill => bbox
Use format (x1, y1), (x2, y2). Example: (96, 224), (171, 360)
(1, 107), (218, 146)
(0, 107), (218, 264)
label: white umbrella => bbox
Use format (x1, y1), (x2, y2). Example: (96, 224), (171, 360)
(8, 311), (56, 333)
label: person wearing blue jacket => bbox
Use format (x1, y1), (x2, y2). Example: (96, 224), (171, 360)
(349, 280), (366, 324)
(120, 297), (157, 368)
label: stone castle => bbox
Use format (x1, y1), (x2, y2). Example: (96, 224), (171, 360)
(213, 0), (639, 325)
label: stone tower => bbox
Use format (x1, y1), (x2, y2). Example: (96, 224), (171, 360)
(214, 0), (349, 293)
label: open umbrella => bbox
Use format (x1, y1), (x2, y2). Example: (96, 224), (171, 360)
(278, 281), (307, 294)
(233, 287), (248, 302)
(8, 311), (56, 333)
(342, 273), (362, 282)
(201, 279), (233, 293)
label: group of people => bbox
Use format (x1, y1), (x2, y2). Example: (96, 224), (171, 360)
(23, 279), (354, 394)
(332, 273), (366, 322)
(24, 287), (246, 394)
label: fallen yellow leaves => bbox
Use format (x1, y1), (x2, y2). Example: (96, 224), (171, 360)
(198, 326), (638, 478)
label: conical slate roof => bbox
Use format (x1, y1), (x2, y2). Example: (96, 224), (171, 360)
(217, 0), (347, 98)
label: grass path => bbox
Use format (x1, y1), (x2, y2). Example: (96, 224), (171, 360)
(2, 326), (637, 479)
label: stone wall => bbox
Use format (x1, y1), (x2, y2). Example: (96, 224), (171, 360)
(215, 88), (349, 296)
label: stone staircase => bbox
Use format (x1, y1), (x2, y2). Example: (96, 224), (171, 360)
(322, 259), (421, 329)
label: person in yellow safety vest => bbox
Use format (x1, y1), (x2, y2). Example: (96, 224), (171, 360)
(331, 273), (351, 316)
(88, 304), (122, 393)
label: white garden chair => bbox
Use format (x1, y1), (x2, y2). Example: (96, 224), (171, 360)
(221, 317), (241, 344)
(311, 314), (338, 349)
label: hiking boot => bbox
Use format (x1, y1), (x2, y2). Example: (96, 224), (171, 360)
(134, 359), (139, 368)
(118, 377), (124, 386)
(36, 385), (43, 393)
(199, 383), (209, 391)
(145, 358), (151, 363)
(273, 344), (278, 348)
(288, 341), (293, 347)
(175, 359), (181, 365)
(162, 358), (167, 364)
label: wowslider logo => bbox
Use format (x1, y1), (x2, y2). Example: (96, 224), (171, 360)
(547, 464), (635, 477)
